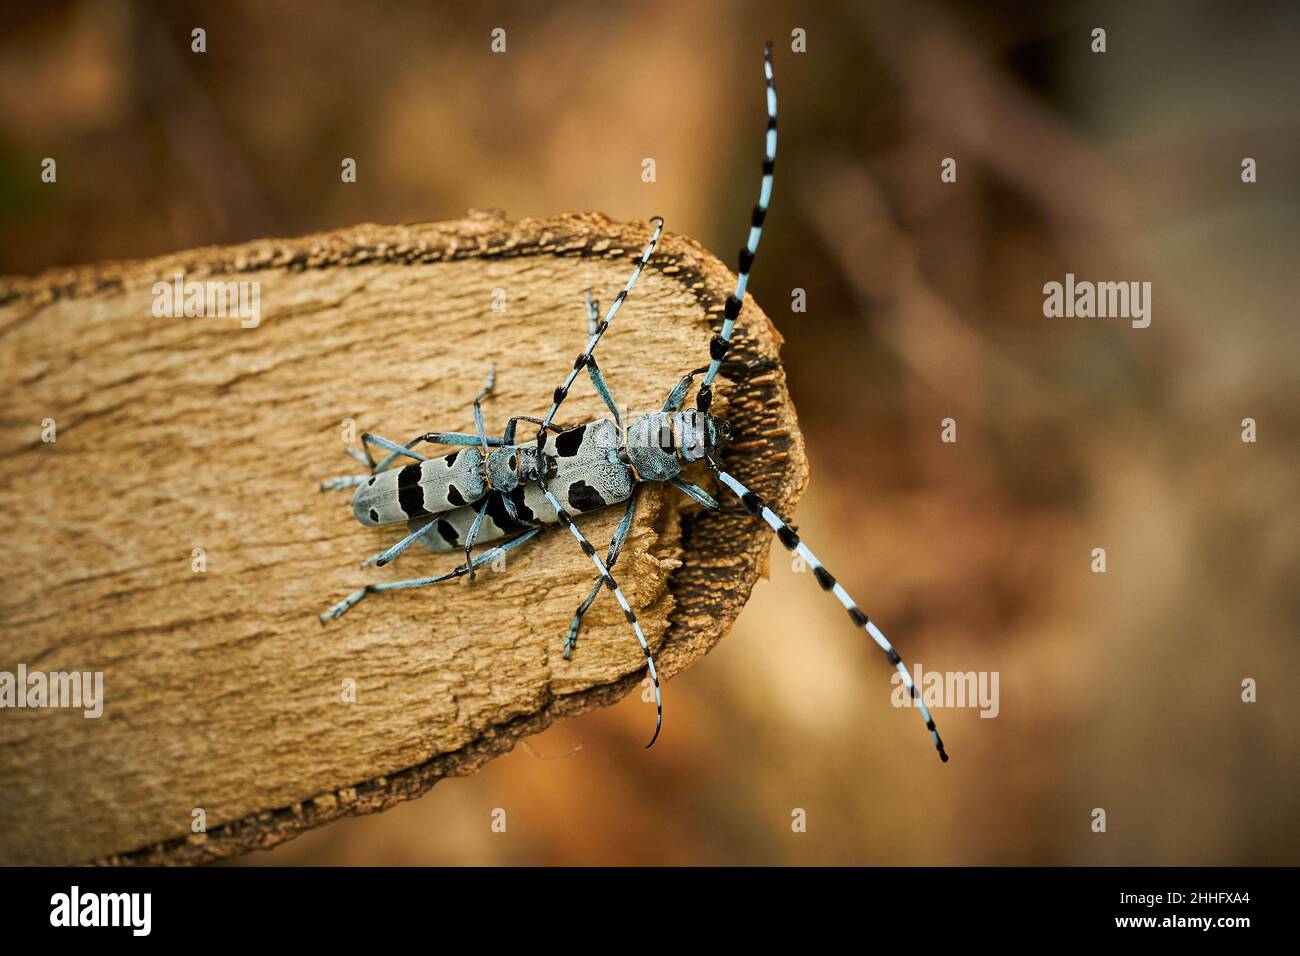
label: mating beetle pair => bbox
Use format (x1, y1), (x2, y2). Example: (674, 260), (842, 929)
(320, 45), (948, 762)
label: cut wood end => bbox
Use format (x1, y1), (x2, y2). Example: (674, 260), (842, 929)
(0, 211), (807, 865)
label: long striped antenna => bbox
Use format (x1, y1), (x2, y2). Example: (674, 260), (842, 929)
(539, 487), (663, 748)
(696, 42), (777, 415)
(536, 216), (665, 452)
(707, 457), (949, 762)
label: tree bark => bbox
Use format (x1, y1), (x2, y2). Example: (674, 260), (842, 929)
(0, 211), (806, 865)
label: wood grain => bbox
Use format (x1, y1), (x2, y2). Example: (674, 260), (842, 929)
(0, 211), (806, 865)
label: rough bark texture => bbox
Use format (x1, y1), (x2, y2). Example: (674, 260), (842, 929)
(0, 211), (806, 865)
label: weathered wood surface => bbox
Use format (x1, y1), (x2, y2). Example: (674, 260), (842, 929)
(0, 211), (806, 865)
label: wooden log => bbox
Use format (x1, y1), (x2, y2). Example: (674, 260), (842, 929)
(0, 211), (806, 865)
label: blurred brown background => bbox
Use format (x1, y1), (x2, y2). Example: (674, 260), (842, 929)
(2, 0), (1296, 864)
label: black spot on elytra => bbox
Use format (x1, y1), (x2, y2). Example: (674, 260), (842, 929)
(484, 491), (531, 534)
(555, 424), (587, 457)
(446, 484), (466, 507)
(368, 509), (379, 522)
(567, 479), (607, 513)
(437, 519), (459, 547)
(397, 463), (427, 518)
(507, 486), (535, 523)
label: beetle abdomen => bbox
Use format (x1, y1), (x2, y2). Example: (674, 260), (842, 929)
(351, 447), (487, 526)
